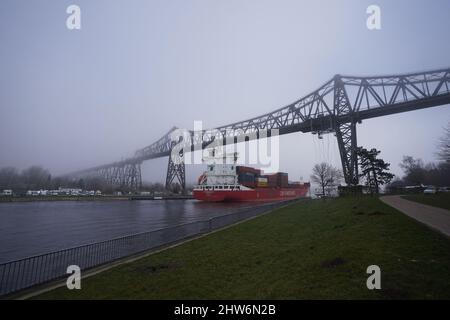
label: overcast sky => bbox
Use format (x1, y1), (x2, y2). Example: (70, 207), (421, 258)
(1, 0), (449, 184)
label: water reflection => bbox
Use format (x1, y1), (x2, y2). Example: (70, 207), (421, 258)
(0, 200), (255, 263)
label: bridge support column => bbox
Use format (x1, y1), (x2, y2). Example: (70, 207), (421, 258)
(166, 151), (185, 192)
(334, 75), (359, 185)
(122, 162), (142, 191)
(335, 121), (359, 185)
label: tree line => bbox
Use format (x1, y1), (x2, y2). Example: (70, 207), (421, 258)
(389, 120), (450, 188)
(310, 146), (395, 196)
(0, 166), (167, 194)
(311, 121), (450, 195)
(390, 156), (450, 188)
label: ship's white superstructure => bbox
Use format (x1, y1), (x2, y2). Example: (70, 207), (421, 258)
(200, 150), (239, 186)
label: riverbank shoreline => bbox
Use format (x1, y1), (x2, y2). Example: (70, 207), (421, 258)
(0, 195), (194, 203)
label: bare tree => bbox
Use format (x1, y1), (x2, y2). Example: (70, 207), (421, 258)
(0, 167), (20, 189)
(21, 166), (51, 189)
(437, 121), (450, 163)
(310, 162), (343, 196)
(398, 156), (450, 187)
(399, 156), (426, 185)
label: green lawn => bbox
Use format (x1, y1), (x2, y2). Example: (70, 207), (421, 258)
(34, 197), (450, 299)
(402, 193), (450, 210)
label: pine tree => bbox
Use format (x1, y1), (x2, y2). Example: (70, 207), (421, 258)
(357, 147), (394, 194)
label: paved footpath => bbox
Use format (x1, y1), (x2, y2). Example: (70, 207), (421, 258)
(380, 195), (450, 237)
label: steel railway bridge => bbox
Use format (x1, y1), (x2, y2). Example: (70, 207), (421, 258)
(67, 67), (450, 190)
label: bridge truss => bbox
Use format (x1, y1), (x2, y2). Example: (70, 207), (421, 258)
(68, 67), (450, 190)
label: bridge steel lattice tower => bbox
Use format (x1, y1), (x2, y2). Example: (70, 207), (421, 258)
(96, 162), (142, 191)
(333, 76), (359, 185)
(165, 149), (185, 191)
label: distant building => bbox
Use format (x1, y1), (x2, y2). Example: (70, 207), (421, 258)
(313, 186), (339, 198)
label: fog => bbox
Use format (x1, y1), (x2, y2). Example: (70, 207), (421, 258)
(1, 0), (449, 184)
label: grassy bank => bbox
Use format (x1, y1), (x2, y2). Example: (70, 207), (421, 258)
(402, 193), (450, 210)
(34, 196), (450, 299)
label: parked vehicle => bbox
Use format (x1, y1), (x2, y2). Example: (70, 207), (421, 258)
(1, 189), (13, 196)
(423, 187), (437, 194)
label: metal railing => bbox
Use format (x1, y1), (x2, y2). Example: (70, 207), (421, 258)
(0, 199), (301, 297)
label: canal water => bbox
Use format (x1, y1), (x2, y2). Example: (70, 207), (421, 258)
(0, 200), (255, 263)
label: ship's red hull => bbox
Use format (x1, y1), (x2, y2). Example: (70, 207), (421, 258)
(193, 186), (309, 202)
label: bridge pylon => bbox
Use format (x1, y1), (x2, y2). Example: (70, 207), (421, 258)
(123, 162), (142, 191)
(335, 121), (358, 185)
(165, 147), (185, 192)
(333, 75), (359, 185)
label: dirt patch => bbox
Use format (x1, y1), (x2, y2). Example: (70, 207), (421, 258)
(321, 257), (346, 269)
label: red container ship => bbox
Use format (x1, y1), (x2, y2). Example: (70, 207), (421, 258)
(193, 152), (310, 202)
